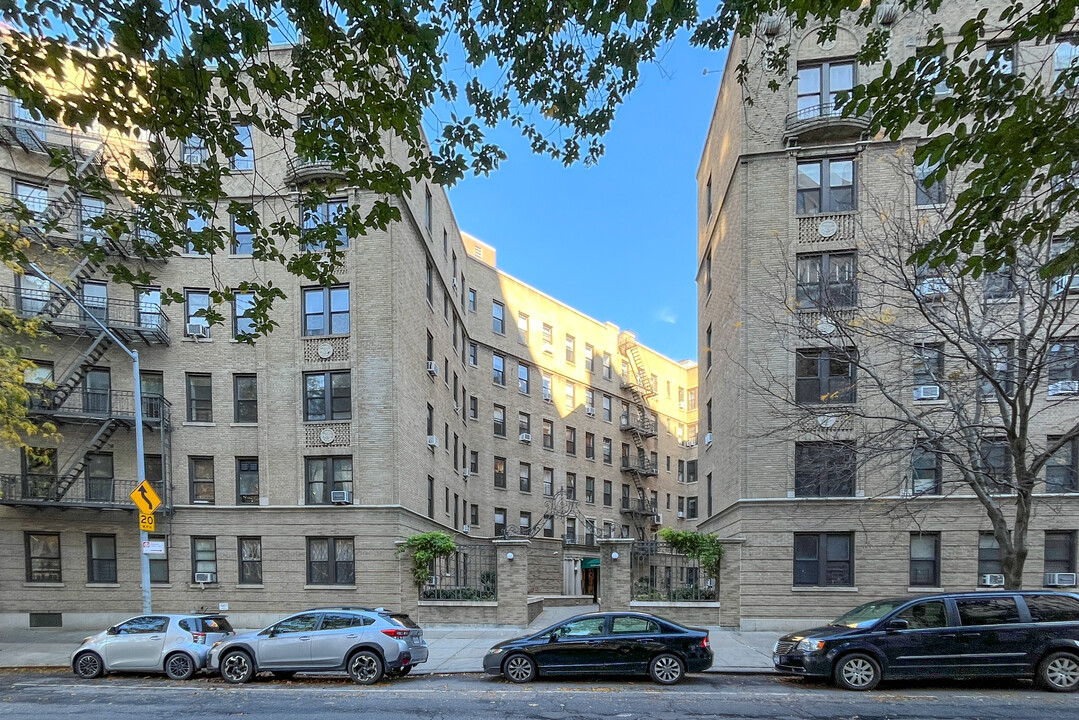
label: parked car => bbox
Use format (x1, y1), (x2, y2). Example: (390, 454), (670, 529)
(71, 613), (235, 680)
(209, 606), (426, 685)
(483, 612), (712, 685)
(773, 591), (1079, 692)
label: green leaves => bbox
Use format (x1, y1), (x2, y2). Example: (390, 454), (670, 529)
(657, 528), (723, 576)
(396, 531), (458, 587)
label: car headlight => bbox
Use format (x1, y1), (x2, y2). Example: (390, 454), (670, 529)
(487, 647), (503, 655)
(796, 639), (826, 653)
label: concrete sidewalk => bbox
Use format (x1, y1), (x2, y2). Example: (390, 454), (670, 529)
(0, 606), (778, 675)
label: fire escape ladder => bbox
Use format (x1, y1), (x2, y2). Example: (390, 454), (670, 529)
(53, 418), (119, 500)
(36, 256), (103, 319)
(49, 331), (114, 409)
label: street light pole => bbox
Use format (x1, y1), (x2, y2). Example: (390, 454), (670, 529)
(27, 263), (151, 614)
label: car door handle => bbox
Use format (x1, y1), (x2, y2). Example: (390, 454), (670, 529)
(149, 636), (162, 640)
(346, 634), (359, 639)
(299, 636), (311, 641)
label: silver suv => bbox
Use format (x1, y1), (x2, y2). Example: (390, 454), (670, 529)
(71, 614), (235, 680)
(209, 607), (427, 685)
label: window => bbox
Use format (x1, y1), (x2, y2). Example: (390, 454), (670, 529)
(566, 473), (577, 500)
(468, 395), (478, 420)
(565, 335), (575, 364)
(603, 479), (612, 506)
(584, 344), (594, 372)
(1049, 340), (1079, 389)
(148, 534), (168, 583)
(543, 419), (554, 449)
(231, 210), (254, 254)
(978, 532), (1002, 581)
(687, 496), (698, 519)
(602, 352), (612, 379)
(909, 533), (940, 587)
(678, 459), (685, 483)
(302, 285), (349, 336)
(519, 462), (531, 493)
(1054, 37), (1079, 85)
(564, 381), (575, 410)
(566, 517), (577, 543)
(190, 457), (215, 503)
(426, 403), (434, 436)
(797, 158), (855, 215)
(795, 442), (856, 497)
(468, 288), (476, 312)
(983, 264), (1017, 300)
(987, 43), (1015, 74)
(980, 438), (1012, 492)
(233, 374), (257, 423)
(494, 508), (506, 537)
(494, 456), (506, 488)
(85, 452), (114, 502)
(956, 597), (1021, 626)
(86, 534), (116, 583)
(492, 301), (504, 334)
(1028, 594), (1079, 622)
(687, 459), (698, 484)
(302, 199), (348, 250)
(583, 476), (595, 504)
(185, 289), (209, 336)
(916, 51), (951, 95)
(469, 451), (478, 473)
(795, 348), (856, 404)
(1047, 437), (1079, 493)
(305, 456), (353, 504)
(797, 60), (854, 116)
(688, 388), (697, 411)
(424, 187), (432, 231)
(517, 313), (529, 343)
(469, 342), (478, 366)
(585, 432), (595, 460)
(621, 483), (630, 510)
(236, 458), (259, 504)
(233, 292), (255, 337)
(915, 159), (946, 206)
(425, 262), (432, 304)
(912, 443), (942, 495)
(493, 404), (506, 437)
(705, 176), (713, 220)
(307, 537), (355, 585)
(603, 438), (613, 464)
(303, 371), (351, 421)
(517, 364), (530, 394)
(566, 426), (577, 455)
(192, 537), (217, 582)
(427, 477), (434, 518)
(793, 533), (853, 586)
(230, 125), (254, 170)
(182, 136), (207, 164)
(520, 511), (531, 532)
(25, 532), (60, 582)
(542, 373), (552, 401)
(470, 504), (479, 526)
(1046, 531), (1077, 578)
(238, 537), (262, 584)
(543, 467), (554, 496)
(796, 252), (856, 308)
(983, 341), (1015, 396)
(704, 248), (712, 295)
(602, 395), (612, 422)
(705, 325), (712, 369)
(518, 412), (531, 437)
(493, 354), (505, 386)
(912, 343), (944, 397)
(895, 600), (948, 629)
(542, 324), (553, 351)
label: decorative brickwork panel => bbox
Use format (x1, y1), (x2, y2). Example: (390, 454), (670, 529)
(304, 422), (351, 448)
(303, 336), (350, 363)
(795, 310), (857, 339)
(798, 213), (855, 244)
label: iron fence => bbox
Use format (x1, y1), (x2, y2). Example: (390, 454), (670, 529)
(422, 543), (498, 601)
(631, 541), (717, 601)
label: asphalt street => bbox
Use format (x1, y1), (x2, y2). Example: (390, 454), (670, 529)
(2, 670), (1078, 720)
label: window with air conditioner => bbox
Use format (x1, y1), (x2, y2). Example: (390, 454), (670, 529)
(912, 343), (943, 401)
(978, 533), (1003, 586)
(1044, 531), (1077, 586)
(1048, 340), (1079, 396)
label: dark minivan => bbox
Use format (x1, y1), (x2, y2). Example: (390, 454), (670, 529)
(773, 591), (1079, 691)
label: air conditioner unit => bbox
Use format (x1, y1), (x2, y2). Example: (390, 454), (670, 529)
(426, 361), (439, 377)
(543, 390), (553, 403)
(1040, 569), (1074, 587)
(915, 277), (950, 299)
(462, 469), (471, 477)
(330, 490), (352, 504)
(542, 344), (554, 355)
(426, 435), (439, 448)
(913, 384), (941, 401)
(193, 572), (216, 584)
(461, 524), (470, 533)
(679, 401), (686, 409)
(1049, 380), (1079, 396)
(705, 433), (712, 445)
(677, 511), (685, 519)
(653, 513), (663, 525)
(684, 440), (698, 448)
(519, 432), (532, 443)
(585, 406), (596, 417)
(186, 323), (209, 339)
(981, 573), (1005, 587)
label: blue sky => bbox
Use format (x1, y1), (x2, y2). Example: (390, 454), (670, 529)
(444, 38), (727, 363)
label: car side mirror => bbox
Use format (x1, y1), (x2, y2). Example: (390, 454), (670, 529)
(106, 626), (118, 635)
(885, 619), (909, 632)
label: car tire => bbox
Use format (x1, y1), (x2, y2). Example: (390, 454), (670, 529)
(164, 652), (196, 680)
(386, 665), (413, 678)
(648, 653), (685, 685)
(833, 653), (881, 691)
(347, 650), (383, 685)
(1038, 651), (1079, 692)
(72, 651), (104, 679)
(502, 653), (537, 683)
(220, 650), (256, 684)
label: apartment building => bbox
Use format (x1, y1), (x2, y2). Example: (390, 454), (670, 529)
(696, 7), (1079, 629)
(0, 47), (697, 627)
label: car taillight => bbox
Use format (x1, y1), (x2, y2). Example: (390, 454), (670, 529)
(701, 637), (709, 648)
(381, 629), (411, 638)
(192, 632), (206, 644)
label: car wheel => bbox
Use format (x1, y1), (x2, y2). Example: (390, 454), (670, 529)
(833, 653), (881, 691)
(502, 654), (537, 683)
(347, 650), (383, 685)
(220, 650), (256, 684)
(73, 651), (104, 679)
(648, 653), (685, 685)
(164, 652), (196, 680)
(1038, 652), (1079, 692)
(386, 665), (413, 677)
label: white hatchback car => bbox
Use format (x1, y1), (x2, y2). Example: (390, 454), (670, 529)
(71, 614), (235, 680)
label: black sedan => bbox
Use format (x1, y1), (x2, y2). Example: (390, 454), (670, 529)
(483, 612), (713, 684)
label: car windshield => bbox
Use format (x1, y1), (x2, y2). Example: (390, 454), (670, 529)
(831, 600), (907, 628)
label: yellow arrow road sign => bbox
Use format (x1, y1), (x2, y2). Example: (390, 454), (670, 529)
(139, 513), (155, 532)
(130, 480), (162, 515)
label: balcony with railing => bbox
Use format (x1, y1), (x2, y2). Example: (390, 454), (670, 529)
(620, 412), (657, 438)
(1, 286), (170, 344)
(620, 498), (658, 516)
(0, 96), (122, 155)
(0, 473), (166, 510)
(0, 191), (159, 257)
(27, 389), (171, 428)
(620, 457), (659, 476)
(284, 155), (347, 184)
(784, 101), (872, 142)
